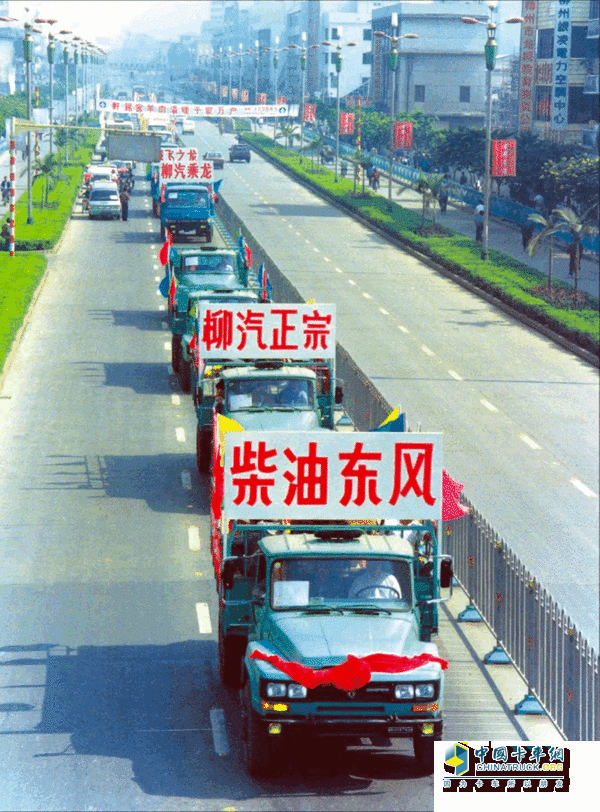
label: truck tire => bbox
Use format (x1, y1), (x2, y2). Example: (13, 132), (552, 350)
(413, 735), (438, 774)
(179, 360), (191, 393)
(218, 622), (245, 689)
(196, 427), (211, 474)
(242, 681), (272, 776)
(171, 335), (182, 373)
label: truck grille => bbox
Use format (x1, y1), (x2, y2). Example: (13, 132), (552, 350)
(316, 705), (387, 714)
(308, 683), (396, 702)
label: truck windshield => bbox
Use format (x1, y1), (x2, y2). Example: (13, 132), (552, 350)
(183, 255), (235, 273)
(226, 378), (315, 411)
(166, 190), (209, 206)
(271, 557), (412, 610)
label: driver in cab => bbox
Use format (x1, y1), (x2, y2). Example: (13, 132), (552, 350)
(348, 560), (401, 600)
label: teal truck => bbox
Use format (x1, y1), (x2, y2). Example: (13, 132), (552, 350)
(191, 303), (342, 473)
(159, 181), (215, 242)
(215, 430), (449, 776)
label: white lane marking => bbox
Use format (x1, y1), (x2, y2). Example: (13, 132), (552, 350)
(519, 433), (541, 450)
(181, 470), (192, 490)
(363, 292), (372, 299)
(348, 279), (356, 286)
(398, 325), (409, 333)
(155, 289), (162, 296)
(304, 238), (310, 244)
(448, 369), (462, 381)
(570, 478), (597, 498)
(153, 264), (159, 271)
(421, 345), (435, 357)
(158, 304), (166, 311)
(281, 217), (287, 222)
(480, 399), (499, 413)
(379, 307), (389, 315)
(195, 602), (212, 633)
(335, 267), (343, 273)
(188, 526), (200, 550)
(313, 246), (320, 253)
(171, 394), (181, 405)
(210, 709), (230, 756)
(176, 427), (186, 443)
(323, 257), (331, 262)
(155, 276), (161, 282)
(164, 342), (170, 351)
(295, 230), (301, 235)
(288, 223), (294, 228)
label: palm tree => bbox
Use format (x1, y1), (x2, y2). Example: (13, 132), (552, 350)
(33, 153), (57, 208)
(527, 211), (559, 288)
(307, 134), (326, 172)
(550, 205), (598, 293)
(413, 169), (446, 229)
(276, 123), (299, 153)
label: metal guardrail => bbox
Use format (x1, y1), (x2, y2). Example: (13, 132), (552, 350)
(216, 192), (599, 741)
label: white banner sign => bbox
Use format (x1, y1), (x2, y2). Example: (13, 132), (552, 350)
(97, 99), (291, 118)
(197, 304), (336, 360)
(223, 432), (443, 520)
(160, 148), (214, 181)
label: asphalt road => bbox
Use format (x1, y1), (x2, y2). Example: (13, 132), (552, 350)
(0, 171), (440, 810)
(191, 121), (599, 650)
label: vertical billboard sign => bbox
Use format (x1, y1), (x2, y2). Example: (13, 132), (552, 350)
(518, 0), (538, 132)
(550, 0), (572, 131)
(491, 140), (517, 176)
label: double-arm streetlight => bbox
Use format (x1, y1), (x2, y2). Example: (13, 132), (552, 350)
(59, 30), (73, 162)
(461, 2), (523, 259)
(321, 39), (356, 182)
(373, 16), (418, 204)
(264, 37), (289, 143)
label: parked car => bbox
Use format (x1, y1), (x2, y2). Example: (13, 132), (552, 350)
(87, 181), (121, 220)
(182, 119), (195, 134)
(203, 151), (225, 170)
(229, 143), (251, 163)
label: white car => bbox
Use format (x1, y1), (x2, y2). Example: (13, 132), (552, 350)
(182, 119), (195, 134)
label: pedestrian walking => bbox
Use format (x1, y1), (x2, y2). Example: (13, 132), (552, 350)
(520, 220), (534, 250)
(474, 210), (484, 242)
(371, 168), (380, 191)
(439, 186), (449, 214)
(567, 241), (583, 276)
(119, 187), (130, 221)
(1, 177), (9, 205)
(1, 220), (11, 251)
(460, 171), (467, 186)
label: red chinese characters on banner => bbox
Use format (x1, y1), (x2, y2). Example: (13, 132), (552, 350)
(491, 140), (517, 177)
(241, 89), (249, 103)
(224, 433), (442, 519)
(277, 96), (287, 104)
(304, 103), (316, 123)
(197, 304), (336, 360)
(231, 88), (238, 100)
(257, 93), (267, 104)
(160, 148), (211, 181)
(518, 0), (538, 132)
(339, 112), (355, 135)
(394, 121), (413, 150)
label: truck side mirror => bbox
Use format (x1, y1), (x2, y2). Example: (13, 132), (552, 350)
(440, 557), (453, 589)
(334, 385), (343, 405)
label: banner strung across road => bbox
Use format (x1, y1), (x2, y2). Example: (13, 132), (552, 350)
(97, 99), (294, 118)
(223, 431), (443, 520)
(197, 304), (336, 359)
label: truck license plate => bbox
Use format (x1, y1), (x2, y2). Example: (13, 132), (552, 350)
(388, 726), (412, 736)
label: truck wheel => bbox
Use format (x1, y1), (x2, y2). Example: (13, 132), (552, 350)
(179, 361), (191, 393)
(243, 681), (272, 776)
(171, 335), (182, 373)
(413, 735), (438, 774)
(196, 427), (211, 474)
(219, 624), (245, 689)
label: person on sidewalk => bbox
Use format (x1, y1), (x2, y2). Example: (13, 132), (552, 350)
(119, 187), (130, 221)
(439, 186), (449, 214)
(521, 220), (535, 251)
(1, 220), (11, 250)
(1, 177), (10, 205)
(474, 210), (484, 243)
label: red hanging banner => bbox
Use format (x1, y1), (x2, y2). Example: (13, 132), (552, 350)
(304, 103), (316, 123)
(241, 89), (249, 103)
(339, 112), (355, 135)
(257, 92), (267, 104)
(394, 121), (413, 149)
(491, 139), (517, 176)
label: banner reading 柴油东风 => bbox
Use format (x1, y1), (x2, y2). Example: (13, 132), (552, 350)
(96, 99), (293, 118)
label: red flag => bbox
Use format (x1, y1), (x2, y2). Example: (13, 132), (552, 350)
(442, 470), (469, 520)
(244, 244), (252, 268)
(168, 273), (177, 311)
(159, 230), (172, 265)
(249, 650), (448, 691)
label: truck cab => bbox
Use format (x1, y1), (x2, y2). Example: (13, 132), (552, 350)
(218, 521), (450, 776)
(160, 182), (214, 242)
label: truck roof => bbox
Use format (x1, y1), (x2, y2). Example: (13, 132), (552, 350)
(220, 365), (318, 382)
(257, 531), (414, 559)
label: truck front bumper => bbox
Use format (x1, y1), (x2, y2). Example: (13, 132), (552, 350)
(258, 713), (443, 740)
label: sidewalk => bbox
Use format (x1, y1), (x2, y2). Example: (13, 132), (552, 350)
(269, 126), (599, 302)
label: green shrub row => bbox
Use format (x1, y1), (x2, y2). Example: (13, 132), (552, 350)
(244, 133), (599, 357)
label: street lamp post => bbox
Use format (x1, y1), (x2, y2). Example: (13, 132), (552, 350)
(47, 33), (55, 160)
(253, 39), (259, 105)
(461, 3), (523, 259)
(322, 39), (356, 182)
(238, 42), (243, 101)
(299, 32), (307, 162)
(374, 19), (418, 204)
(23, 21), (34, 223)
(60, 30), (72, 162)
(265, 37), (285, 143)
(228, 45), (233, 102)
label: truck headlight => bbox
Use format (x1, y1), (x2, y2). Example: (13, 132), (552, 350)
(266, 682), (287, 698)
(415, 683), (436, 699)
(395, 684), (414, 700)
(287, 683), (307, 699)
